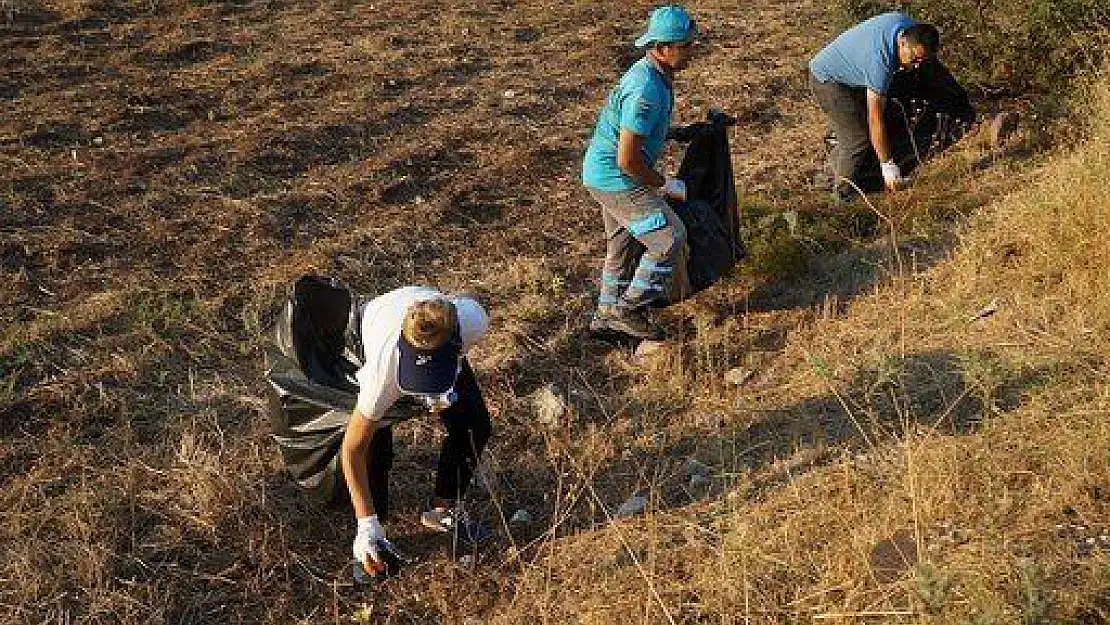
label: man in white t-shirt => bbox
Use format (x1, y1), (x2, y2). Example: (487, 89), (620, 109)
(340, 286), (491, 577)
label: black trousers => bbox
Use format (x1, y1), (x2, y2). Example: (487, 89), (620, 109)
(810, 72), (884, 196)
(366, 360), (492, 520)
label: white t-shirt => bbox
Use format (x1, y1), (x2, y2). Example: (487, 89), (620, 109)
(354, 286), (489, 421)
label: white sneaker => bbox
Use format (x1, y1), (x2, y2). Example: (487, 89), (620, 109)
(421, 505), (491, 542)
(420, 507), (458, 533)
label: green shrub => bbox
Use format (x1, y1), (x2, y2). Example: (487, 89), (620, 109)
(742, 208), (811, 281)
(837, 0), (1109, 96)
(741, 196), (888, 281)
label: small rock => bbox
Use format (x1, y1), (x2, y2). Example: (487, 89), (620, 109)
(459, 554), (476, 567)
(685, 457), (710, 477)
(724, 367), (755, 386)
(503, 89), (516, 98)
(530, 384), (566, 427)
(616, 494), (648, 518)
(510, 508), (532, 524)
(634, 339), (666, 359)
(688, 474), (711, 488)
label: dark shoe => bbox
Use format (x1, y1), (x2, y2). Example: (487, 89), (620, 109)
(589, 312), (639, 346)
(590, 306), (663, 341)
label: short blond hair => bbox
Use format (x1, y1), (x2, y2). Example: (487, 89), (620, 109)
(401, 299), (457, 349)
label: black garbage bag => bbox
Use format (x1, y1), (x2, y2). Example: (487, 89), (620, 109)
(667, 109), (746, 297)
(264, 275), (364, 503)
(886, 58), (976, 173)
(264, 276), (426, 503)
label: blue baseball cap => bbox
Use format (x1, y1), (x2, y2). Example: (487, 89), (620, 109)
(634, 5), (699, 48)
(397, 327), (462, 395)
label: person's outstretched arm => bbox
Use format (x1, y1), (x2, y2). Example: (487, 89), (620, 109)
(867, 88), (904, 189)
(866, 88), (892, 164)
(341, 411), (376, 518)
(342, 412), (392, 575)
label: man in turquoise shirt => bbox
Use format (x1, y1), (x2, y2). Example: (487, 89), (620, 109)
(809, 12), (940, 200)
(582, 5), (698, 341)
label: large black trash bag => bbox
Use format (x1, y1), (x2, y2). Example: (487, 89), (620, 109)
(264, 275), (364, 503)
(886, 58), (976, 173)
(668, 109), (746, 295)
(264, 277), (420, 504)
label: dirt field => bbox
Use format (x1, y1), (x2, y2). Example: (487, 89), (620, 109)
(0, 0), (1064, 623)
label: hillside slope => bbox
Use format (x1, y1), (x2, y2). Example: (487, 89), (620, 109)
(1, 0), (1105, 623)
(489, 72), (1110, 625)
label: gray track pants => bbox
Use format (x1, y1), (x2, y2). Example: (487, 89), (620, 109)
(589, 186), (687, 310)
(810, 72), (883, 195)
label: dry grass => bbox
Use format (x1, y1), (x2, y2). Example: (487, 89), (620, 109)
(2, 0), (1107, 623)
(489, 72), (1110, 624)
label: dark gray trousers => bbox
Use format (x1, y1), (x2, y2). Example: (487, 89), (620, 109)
(810, 72), (883, 195)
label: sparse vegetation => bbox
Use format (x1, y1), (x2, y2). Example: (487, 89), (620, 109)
(2, 0), (1108, 623)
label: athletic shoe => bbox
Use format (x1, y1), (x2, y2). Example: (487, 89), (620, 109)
(420, 506), (491, 543)
(421, 507), (459, 533)
(589, 306), (663, 341)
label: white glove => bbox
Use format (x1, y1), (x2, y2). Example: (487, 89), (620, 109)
(659, 176), (688, 201)
(880, 160), (905, 188)
(352, 515), (392, 569)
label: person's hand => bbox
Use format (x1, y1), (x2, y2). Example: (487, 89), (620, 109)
(352, 515), (393, 575)
(880, 160), (906, 190)
(659, 176), (688, 201)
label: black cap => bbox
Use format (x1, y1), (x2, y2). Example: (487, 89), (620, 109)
(397, 328), (462, 395)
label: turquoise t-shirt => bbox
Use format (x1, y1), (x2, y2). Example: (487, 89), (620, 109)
(810, 12), (915, 95)
(582, 56), (674, 192)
